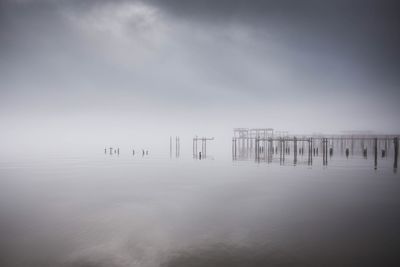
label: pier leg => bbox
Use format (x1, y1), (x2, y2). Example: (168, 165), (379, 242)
(394, 137), (398, 171)
(294, 138), (297, 165)
(232, 139), (234, 160)
(374, 138), (378, 170)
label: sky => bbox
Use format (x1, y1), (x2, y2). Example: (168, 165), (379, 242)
(1, 0), (399, 155)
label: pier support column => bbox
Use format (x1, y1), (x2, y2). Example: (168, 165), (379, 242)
(394, 137), (398, 171)
(374, 138), (378, 170)
(293, 137), (297, 165)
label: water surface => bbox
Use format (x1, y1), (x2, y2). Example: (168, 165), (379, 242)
(0, 153), (399, 266)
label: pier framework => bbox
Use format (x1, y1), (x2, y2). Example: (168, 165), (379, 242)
(232, 128), (399, 171)
(193, 136), (214, 159)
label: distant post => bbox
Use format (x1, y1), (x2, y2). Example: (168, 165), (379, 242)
(394, 137), (398, 171)
(374, 138), (378, 170)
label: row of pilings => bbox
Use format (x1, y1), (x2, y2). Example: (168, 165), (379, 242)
(232, 135), (399, 171)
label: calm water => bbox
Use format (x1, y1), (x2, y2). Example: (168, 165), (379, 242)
(0, 152), (399, 267)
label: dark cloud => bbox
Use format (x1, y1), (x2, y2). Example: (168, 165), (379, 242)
(2, 0), (399, 77)
(147, 0), (400, 75)
(0, 0), (399, 137)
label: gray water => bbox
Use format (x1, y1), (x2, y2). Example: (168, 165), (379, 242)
(0, 153), (399, 267)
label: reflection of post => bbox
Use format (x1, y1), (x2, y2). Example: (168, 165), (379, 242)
(374, 138), (378, 170)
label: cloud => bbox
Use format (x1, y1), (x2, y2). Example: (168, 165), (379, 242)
(0, 0), (399, 145)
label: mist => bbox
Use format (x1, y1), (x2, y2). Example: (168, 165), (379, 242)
(1, 0), (399, 156)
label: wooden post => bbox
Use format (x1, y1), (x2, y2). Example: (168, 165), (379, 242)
(351, 137), (354, 156)
(235, 139), (237, 159)
(394, 137), (398, 170)
(232, 138), (234, 160)
(294, 137), (297, 165)
(325, 138), (328, 165)
(205, 139), (207, 158)
(322, 138), (325, 165)
(374, 138), (378, 170)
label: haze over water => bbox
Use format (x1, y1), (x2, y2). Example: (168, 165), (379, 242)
(1, 0), (400, 266)
(1, 146), (399, 267)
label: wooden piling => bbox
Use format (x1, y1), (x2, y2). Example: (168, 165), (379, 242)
(170, 136), (172, 158)
(374, 138), (378, 170)
(294, 137), (297, 165)
(394, 137), (398, 170)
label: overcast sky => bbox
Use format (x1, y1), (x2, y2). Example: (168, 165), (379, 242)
(1, 0), (399, 154)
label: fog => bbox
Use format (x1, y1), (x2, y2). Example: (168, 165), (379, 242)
(1, 0), (399, 156)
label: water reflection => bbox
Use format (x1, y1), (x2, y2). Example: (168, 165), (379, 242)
(0, 153), (399, 267)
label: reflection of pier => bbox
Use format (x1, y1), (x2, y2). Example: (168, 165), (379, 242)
(193, 136), (214, 159)
(232, 128), (399, 171)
